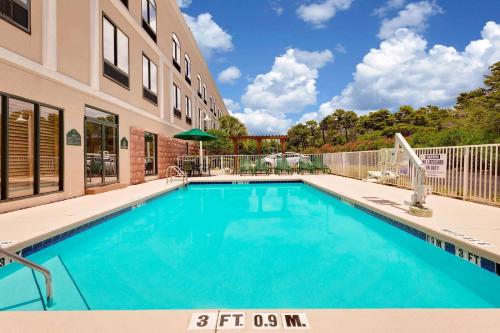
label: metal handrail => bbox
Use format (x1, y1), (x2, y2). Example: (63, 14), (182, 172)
(0, 247), (53, 306)
(166, 165), (188, 186)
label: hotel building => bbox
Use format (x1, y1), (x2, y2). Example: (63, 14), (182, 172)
(0, 0), (229, 212)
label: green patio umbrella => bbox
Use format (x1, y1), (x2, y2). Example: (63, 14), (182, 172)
(174, 128), (217, 171)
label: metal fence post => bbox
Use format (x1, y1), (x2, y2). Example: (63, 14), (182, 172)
(358, 152), (361, 179)
(463, 146), (469, 199)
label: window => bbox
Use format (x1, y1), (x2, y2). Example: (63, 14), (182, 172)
(0, 94), (63, 200)
(85, 106), (118, 187)
(203, 84), (207, 104)
(0, 0), (30, 32)
(185, 96), (192, 125)
(142, 54), (158, 105)
(141, 0), (157, 41)
(197, 74), (202, 98)
(202, 112), (209, 131)
(144, 132), (157, 176)
(210, 96), (213, 112)
(172, 84), (181, 118)
(39, 106), (61, 194)
(184, 53), (191, 84)
(103, 16), (129, 88)
(172, 33), (181, 71)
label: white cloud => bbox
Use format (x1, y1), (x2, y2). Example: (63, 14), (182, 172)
(378, 1), (442, 39)
(335, 43), (347, 53)
(234, 109), (293, 135)
(223, 98), (241, 113)
(176, 0), (192, 8)
(297, 0), (353, 28)
(218, 66), (242, 84)
(241, 49), (332, 115)
(183, 13), (233, 57)
(303, 21), (500, 122)
(234, 48), (333, 133)
(372, 0), (406, 17)
(271, 0), (284, 16)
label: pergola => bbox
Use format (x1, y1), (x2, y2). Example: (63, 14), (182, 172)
(231, 135), (288, 155)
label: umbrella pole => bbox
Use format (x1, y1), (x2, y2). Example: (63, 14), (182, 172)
(199, 141), (203, 173)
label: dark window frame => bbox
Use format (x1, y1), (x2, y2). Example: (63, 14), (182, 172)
(185, 95), (192, 125)
(84, 105), (119, 189)
(173, 84), (182, 119)
(0, 0), (31, 34)
(141, 0), (157, 42)
(142, 53), (158, 105)
(172, 33), (181, 72)
(144, 131), (157, 176)
(0, 92), (64, 201)
(184, 53), (191, 84)
(102, 14), (130, 89)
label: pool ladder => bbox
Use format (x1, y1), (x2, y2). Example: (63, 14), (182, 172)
(166, 165), (188, 186)
(0, 247), (53, 306)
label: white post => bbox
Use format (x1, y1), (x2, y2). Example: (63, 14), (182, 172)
(463, 147), (470, 199)
(89, 0), (99, 89)
(199, 141), (203, 172)
(159, 58), (165, 119)
(42, 0), (57, 71)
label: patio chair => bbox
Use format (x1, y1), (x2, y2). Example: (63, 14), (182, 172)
(275, 158), (292, 175)
(254, 159), (270, 175)
(239, 158), (253, 175)
(312, 156), (331, 174)
(298, 159), (315, 174)
(182, 161), (194, 177)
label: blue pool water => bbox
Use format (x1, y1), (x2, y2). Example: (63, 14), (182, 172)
(1, 182), (500, 311)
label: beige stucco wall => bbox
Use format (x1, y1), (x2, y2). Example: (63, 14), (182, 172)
(0, 0), (42, 64)
(57, 0), (91, 84)
(0, 0), (229, 212)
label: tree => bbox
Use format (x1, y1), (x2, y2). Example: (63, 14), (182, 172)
(455, 61), (500, 143)
(204, 129), (231, 154)
(219, 115), (247, 138)
(287, 124), (310, 151)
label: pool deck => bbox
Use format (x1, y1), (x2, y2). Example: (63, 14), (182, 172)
(1, 174), (499, 332)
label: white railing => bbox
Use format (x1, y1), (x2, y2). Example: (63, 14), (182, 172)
(324, 144), (500, 206)
(177, 154), (325, 175)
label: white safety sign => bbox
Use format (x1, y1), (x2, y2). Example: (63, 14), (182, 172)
(420, 154), (447, 179)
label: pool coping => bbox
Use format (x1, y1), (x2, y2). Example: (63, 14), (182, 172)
(0, 309), (500, 333)
(1, 176), (499, 277)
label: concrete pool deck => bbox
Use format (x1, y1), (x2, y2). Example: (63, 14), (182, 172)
(0, 174), (499, 332)
(1, 309), (500, 333)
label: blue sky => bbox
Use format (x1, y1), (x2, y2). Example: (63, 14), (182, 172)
(178, 0), (500, 134)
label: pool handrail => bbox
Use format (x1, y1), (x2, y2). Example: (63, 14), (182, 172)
(0, 247), (53, 306)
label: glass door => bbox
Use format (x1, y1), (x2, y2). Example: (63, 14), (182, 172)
(85, 106), (118, 187)
(85, 121), (104, 186)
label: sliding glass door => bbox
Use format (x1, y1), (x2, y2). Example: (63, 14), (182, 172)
(85, 106), (118, 187)
(0, 93), (63, 201)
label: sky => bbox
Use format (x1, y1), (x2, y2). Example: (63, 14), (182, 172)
(178, 0), (500, 134)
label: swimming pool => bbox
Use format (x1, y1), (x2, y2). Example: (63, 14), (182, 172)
(1, 182), (499, 311)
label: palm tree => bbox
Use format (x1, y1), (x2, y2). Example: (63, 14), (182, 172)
(220, 115), (248, 137)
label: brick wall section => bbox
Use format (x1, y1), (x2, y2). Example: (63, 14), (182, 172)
(158, 136), (198, 178)
(130, 127), (145, 185)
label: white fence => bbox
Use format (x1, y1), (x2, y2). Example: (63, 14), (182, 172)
(177, 144), (499, 206)
(177, 154), (325, 174)
(324, 144), (500, 206)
